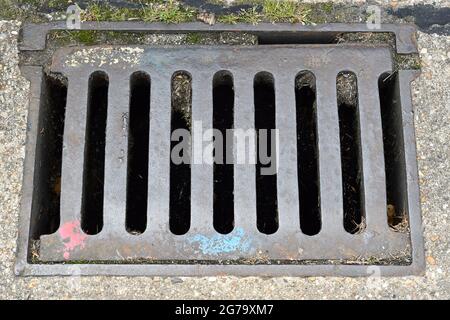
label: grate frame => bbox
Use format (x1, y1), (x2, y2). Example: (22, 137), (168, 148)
(20, 21), (419, 54)
(15, 23), (424, 276)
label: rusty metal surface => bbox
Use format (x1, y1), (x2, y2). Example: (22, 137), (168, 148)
(44, 44), (402, 261)
(15, 26), (424, 277)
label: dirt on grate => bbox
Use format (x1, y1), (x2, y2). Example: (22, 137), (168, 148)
(336, 71), (358, 106)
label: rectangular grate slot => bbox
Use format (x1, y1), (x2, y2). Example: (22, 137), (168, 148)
(30, 73), (67, 240)
(81, 71), (108, 235)
(81, 71), (109, 234)
(126, 71), (151, 235)
(170, 71), (192, 235)
(213, 71), (235, 235)
(254, 72), (279, 235)
(378, 73), (409, 230)
(336, 72), (365, 234)
(295, 71), (321, 236)
(16, 36), (424, 276)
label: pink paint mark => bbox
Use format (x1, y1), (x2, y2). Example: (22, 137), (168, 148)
(59, 220), (87, 260)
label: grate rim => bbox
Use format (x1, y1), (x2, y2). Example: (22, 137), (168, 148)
(15, 24), (424, 277)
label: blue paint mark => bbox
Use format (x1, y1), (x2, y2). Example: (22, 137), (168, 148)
(188, 227), (252, 255)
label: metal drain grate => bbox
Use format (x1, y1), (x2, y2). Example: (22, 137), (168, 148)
(16, 23), (424, 276)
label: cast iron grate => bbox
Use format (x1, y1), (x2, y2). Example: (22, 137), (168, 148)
(16, 22), (424, 276)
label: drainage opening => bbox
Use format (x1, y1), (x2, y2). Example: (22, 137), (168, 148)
(254, 71), (278, 235)
(213, 71), (234, 234)
(170, 71), (192, 235)
(126, 71), (150, 235)
(30, 73), (67, 240)
(337, 71), (365, 234)
(295, 71), (321, 236)
(81, 71), (109, 235)
(379, 73), (409, 231)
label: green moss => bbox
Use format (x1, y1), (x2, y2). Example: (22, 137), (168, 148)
(0, 0), (417, 32)
(217, 13), (240, 24)
(320, 2), (334, 14)
(395, 54), (422, 70)
(49, 30), (153, 47)
(262, 0), (311, 23)
(186, 32), (202, 44)
(74, 30), (98, 45)
(336, 32), (396, 47)
(81, 3), (141, 21)
(219, 1), (315, 25)
(49, 30), (101, 45)
(217, 7), (263, 25)
(217, 7), (264, 25)
(80, 1), (196, 23)
(238, 7), (263, 25)
(143, 0), (196, 23)
(45, 0), (71, 10)
(0, 0), (356, 26)
(47, 30), (258, 48)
